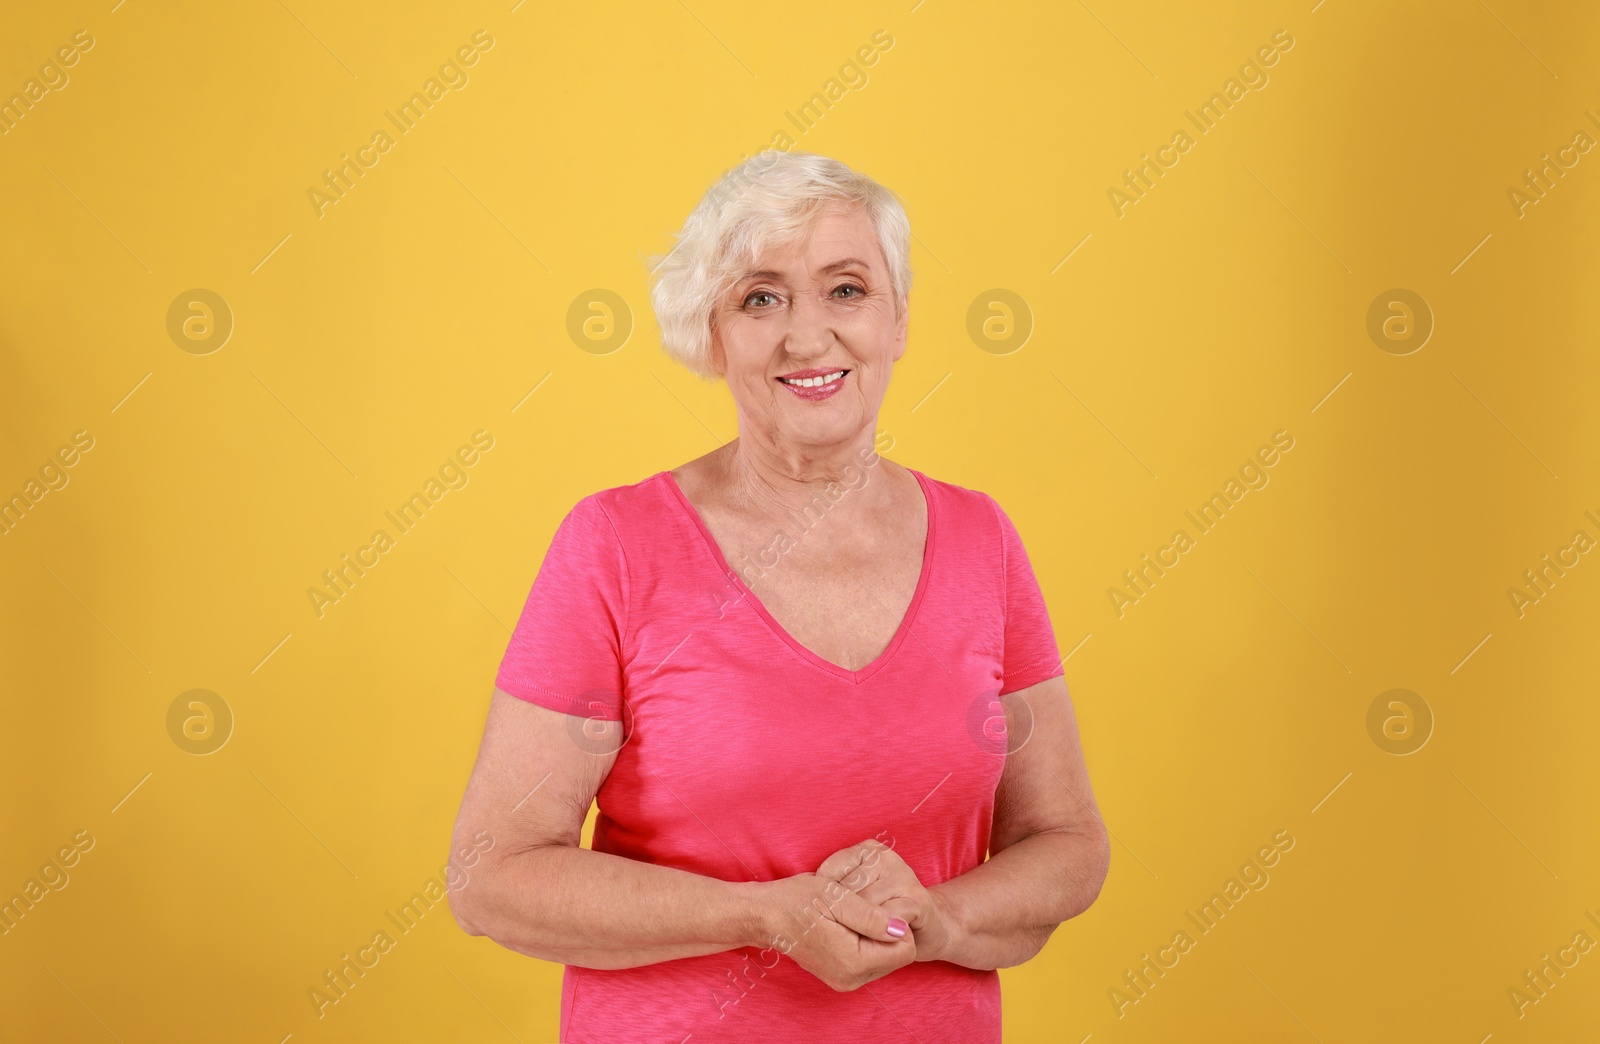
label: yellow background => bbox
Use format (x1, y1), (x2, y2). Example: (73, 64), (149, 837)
(3, 0), (1597, 1040)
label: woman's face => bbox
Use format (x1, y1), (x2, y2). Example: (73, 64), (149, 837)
(710, 202), (908, 456)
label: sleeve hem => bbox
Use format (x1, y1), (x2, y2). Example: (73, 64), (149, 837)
(999, 665), (1065, 697)
(496, 675), (624, 721)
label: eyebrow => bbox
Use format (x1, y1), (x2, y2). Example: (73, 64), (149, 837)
(737, 257), (873, 282)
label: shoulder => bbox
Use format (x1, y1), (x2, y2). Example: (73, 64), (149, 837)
(557, 472), (682, 561)
(909, 470), (1047, 572)
(906, 468), (1007, 533)
(539, 474), (677, 597)
(569, 470), (674, 523)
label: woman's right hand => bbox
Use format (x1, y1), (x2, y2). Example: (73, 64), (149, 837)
(753, 872), (915, 992)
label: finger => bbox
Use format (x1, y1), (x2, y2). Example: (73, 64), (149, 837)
(816, 838), (884, 882)
(837, 862), (882, 896)
(809, 916), (910, 976)
(829, 887), (912, 943)
(835, 851), (919, 903)
(879, 896), (921, 929)
(843, 871), (916, 908)
(847, 878), (893, 907)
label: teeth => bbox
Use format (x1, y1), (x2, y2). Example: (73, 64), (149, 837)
(780, 370), (846, 388)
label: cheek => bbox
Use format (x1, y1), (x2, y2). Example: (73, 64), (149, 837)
(852, 309), (901, 354)
(720, 320), (772, 366)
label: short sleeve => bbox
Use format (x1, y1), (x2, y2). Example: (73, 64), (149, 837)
(494, 495), (629, 720)
(989, 496), (1064, 695)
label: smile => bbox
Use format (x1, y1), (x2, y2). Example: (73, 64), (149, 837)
(777, 369), (848, 388)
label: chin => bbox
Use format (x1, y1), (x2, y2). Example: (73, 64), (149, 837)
(785, 413), (869, 445)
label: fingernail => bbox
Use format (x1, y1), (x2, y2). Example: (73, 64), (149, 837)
(887, 918), (908, 938)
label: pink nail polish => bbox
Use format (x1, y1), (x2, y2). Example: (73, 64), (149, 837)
(887, 918), (908, 938)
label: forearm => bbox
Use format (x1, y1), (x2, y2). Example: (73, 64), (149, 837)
(930, 824), (1110, 971)
(452, 843), (764, 969)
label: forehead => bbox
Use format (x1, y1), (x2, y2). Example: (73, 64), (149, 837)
(740, 202), (884, 278)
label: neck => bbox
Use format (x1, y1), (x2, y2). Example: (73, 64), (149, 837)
(718, 430), (888, 514)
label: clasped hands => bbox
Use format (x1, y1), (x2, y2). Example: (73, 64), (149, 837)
(754, 838), (955, 992)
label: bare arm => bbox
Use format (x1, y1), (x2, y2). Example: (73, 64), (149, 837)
(447, 687), (767, 967)
(447, 687), (908, 982)
(926, 674), (1111, 970)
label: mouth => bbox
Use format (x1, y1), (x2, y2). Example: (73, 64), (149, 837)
(776, 368), (849, 388)
(776, 367), (850, 402)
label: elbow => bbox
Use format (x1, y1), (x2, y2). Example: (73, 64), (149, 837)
(1091, 817), (1110, 886)
(1077, 818), (1112, 914)
(1005, 823), (1113, 967)
(1051, 819), (1111, 924)
(444, 824), (526, 941)
(448, 888), (487, 938)
(996, 923), (1059, 969)
(445, 843), (513, 941)
(445, 846), (561, 958)
(447, 862), (494, 938)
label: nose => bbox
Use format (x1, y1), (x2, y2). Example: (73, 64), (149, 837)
(782, 286), (835, 357)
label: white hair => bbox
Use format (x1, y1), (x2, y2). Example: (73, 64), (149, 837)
(646, 151), (912, 381)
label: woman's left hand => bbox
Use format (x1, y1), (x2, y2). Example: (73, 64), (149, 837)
(816, 838), (955, 964)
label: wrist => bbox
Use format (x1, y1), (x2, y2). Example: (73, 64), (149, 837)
(920, 884), (966, 964)
(732, 880), (779, 951)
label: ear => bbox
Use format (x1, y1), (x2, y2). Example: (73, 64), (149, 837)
(708, 322), (727, 378)
(891, 294), (909, 363)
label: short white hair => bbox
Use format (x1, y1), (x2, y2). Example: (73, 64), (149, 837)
(647, 151), (912, 380)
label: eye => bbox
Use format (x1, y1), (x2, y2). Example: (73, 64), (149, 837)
(744, 290), (778, 309)
(833, 283), (865, 299)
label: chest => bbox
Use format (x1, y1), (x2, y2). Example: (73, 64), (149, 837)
(601, 482), (1012, 879)
(705, 511), (928, 673)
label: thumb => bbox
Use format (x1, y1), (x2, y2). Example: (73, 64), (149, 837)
(831, 889), (912, 944)
(879, 896), (920, 930)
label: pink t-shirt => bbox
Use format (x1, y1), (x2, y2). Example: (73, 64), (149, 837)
(494, 466), (1065, 1043)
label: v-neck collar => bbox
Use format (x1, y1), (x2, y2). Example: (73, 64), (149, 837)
(659, 466), (937, 685)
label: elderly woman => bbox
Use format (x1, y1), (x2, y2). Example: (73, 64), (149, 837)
(447, 151), (1109, 1042)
